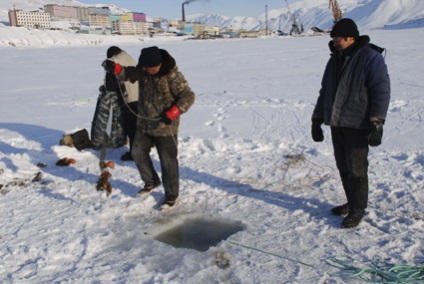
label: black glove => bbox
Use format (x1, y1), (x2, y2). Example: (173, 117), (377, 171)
(311, 118), (324, 142)
(102, 59), (115, 74)
(368, 121), (383, 147)
(160, 113), (173, 125)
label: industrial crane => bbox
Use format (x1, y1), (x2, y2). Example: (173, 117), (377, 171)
(285, 0), (303, 35)
(329, 0), (343, 25)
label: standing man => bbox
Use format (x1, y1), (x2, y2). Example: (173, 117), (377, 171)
(311, 19), (390, 228)
(102, 46), (195, 209)
(106, 46), (139, 161)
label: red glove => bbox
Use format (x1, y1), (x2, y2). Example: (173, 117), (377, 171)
(102, 60), (122, 75)
(161, 105), (181, 125)
(114, 63), (122, 75)
(166, 105), (181, 120)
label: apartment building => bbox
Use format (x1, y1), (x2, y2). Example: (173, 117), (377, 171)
(204, 25), (220, 35)
(112, 21), (150, 35)
(184, 22), (205, 36)
(129, 12), (146, 22)
(8, 9), (51, 28)
(89, 14), (111, 27)
(44, 4), (78, 21)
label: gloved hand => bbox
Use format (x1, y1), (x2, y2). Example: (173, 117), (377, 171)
(311, 118), (324, 142)
(161, 105), (181, 125)
(102, 59), (122, 75)
(368, 120), (384, 146)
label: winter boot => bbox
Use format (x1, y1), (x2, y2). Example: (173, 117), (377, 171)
(121, 151), (133, 161)
(341, 208), (365, 228)
(138, 179), (161, 196)
(331, 203), (349, 215)
(161, 197), (178, 211)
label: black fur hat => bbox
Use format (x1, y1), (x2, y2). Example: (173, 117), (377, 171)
(330, 18), (359, 38)
(107, 46), (122, 58)
(139, 46), (163, 67)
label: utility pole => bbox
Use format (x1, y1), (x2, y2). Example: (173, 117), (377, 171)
(265, 5), (268, 36)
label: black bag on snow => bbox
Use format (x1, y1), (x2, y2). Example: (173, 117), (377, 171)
(60, 129), (91, 151)
(71, 129), (91, 150)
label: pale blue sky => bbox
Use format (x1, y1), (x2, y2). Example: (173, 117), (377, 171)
(79, 0), (294, 19)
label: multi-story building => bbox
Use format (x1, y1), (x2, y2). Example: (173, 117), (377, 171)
(43, 4), (78, 21)
(8, 7), (51, 29)
(112, 21), (150, 35)
(76, 7), (90, 22)
(9, 4), (153, 35)
(119, 14), (132, 22)
(109, 14), (120, 23)
(204, 25), (220, 35)
(129, 12), (146, 22)
(89, 14), (111, 27)
(88, 7), (111, 16)
(169, 20), (182, 28)
(184, 22), (205, 36)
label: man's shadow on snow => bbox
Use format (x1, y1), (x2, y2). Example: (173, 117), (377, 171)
(0, 123), (138, 201)
(0, 123), (341, 227)
(132, 158), (342, 228)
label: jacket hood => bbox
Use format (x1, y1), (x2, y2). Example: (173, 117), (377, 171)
(155, 49), (176, 78)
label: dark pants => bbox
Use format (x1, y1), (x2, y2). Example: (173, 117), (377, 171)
(121, 101), (138, 152)
(331, 127), (369, 209)
(132, 131), (179, 200)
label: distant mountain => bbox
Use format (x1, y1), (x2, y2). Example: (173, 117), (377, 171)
(186, 0), (424, 32)
(1, 0), (424, 32)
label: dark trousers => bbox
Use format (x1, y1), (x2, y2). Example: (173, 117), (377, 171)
(121, 101), (138, 152)
(132, 131), (179, 200)
(331, 127), (369, 209)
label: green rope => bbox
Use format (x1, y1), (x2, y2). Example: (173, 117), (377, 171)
(226, 241), (423, 283)
(326, 256), (424, 283)
(226, 240), (317, 270)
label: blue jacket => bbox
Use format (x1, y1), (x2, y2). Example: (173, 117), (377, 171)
(313, 35), (390, 129)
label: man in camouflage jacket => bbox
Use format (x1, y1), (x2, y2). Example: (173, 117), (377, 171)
(102, 46), (195, 207)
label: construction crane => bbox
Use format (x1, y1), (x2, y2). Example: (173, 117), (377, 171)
(285, 0), (303, 35)
(329, 0), (343, 25)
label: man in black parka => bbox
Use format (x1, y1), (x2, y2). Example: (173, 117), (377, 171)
(311, 19), (390, 228)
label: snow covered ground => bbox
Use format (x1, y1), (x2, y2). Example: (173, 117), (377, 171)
(0, 27), (423, 283)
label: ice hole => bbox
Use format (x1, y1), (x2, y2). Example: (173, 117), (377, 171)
(154, 217), (245, 251)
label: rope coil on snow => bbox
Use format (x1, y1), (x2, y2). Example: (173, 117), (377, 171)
(326, 256), (424, 283)
(226, 242), (424, 283)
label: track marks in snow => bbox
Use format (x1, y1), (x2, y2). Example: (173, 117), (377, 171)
(199, 91), (313, 144)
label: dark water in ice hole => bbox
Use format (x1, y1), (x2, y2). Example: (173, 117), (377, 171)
(154, 218), (245, 251)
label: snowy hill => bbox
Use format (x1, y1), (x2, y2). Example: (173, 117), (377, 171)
(187, 0), (424, 31)
(2, 0), (424, 32)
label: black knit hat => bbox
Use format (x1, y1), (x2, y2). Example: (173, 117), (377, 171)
(139, 46), (163, 67)
(107, 46), (122, 58)
(330, 18), (359, 38)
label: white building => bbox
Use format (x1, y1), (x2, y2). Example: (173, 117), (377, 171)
(204, 26), (220, 35)
(8, 9), (51, 29)
(112, 21), (150, 35)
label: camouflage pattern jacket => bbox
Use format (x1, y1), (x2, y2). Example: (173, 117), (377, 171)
(118, 49), (195, 137)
